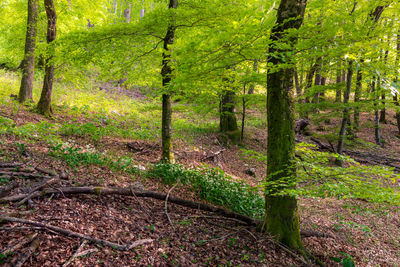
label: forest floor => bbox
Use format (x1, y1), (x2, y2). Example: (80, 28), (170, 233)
(0, 71), (399, 266)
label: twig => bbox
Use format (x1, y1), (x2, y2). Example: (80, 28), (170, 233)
(62, 240), (89, 267)
(165, 179), (180, 228)
(0, 216), (153, 251)
(197, 228), (242, 243)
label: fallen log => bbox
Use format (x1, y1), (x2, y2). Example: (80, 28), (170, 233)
(0, 216), (153, 251)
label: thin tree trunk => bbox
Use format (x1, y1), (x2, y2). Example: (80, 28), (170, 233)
(372, 77), (382, 146)
(161, 0), (178, 163)
(395, 30), (400, 135)
(353, 59), (363, 130)
(241, 84), (246, 142)
(312, 57), (322, 104)
(335, 61), (342, 102)
(18, 0), (38, 103)
(294, 69), (301, 99)
(379, 49), (389, 123)
(265, 0), (307, 251)
(37, 0), (57, 117)
(247, 60), (258, 95)
(337, 61), (353, 155)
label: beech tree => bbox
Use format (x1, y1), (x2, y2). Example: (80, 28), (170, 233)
(18, 0), (38, 103)
(37, 0), (57, 116)
(161, 0), (178, 163)
(265, 0), (307, 250)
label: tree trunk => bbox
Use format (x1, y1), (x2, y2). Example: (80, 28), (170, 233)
(160, 0), (178, 163)
(335, 61), (342, 102)
(337, 60), (353, 155)
(220, 89), (238, 133)
(354, 60), (363, 130)
(37, 0), (57, 117)
(371, 78), (382, 146)
(265, 0), (307, 251)
(379, 49), (389, 123)
(247, 60), (258, 95)
(395, 30), (400, 135)
(312, 57), (322, 104)
(18, 0), (38, 103)
(294, 69), (301, 99)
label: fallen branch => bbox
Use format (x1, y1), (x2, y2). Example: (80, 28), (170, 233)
(0, 186), (258, 226)
(0, 171), (51, 179)
(165, 180), (180, 228)
(13, 237), (40, 267)
(0, 180), (18, 198)
(1, 233), (38, 255)
(62, 240), (98, 267)
(0, 162), (22, 168)
(18, 178), (58, 206)
(0, 216), (153, 251)
(35, 167), (57, 177)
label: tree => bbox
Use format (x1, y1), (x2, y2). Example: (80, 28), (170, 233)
(265, 0), (307, 251)
(37, 0), (57, 116)
(161, 0), (178, 163)
(18, 0), (39, 103)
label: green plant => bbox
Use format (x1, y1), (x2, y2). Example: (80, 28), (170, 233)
(148, 163), (265, 218)
(332, 252), (356, 267)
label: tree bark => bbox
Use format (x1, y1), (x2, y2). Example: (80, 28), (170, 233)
(335, 61), (342, 102)
(161, 0), (178, 163)
(248, 60), (258, 95)
(395, 30), (400, 135)
(220, 89), (238, 133)
(37, 0), (57, 117)
(265, 0), (307, 251)
(379, 49), (389, 123)
(354, 60), (363, 130)
(370, 77), (382, 146)
(337, 60), (353, 155)
(18, 0), (38, 103)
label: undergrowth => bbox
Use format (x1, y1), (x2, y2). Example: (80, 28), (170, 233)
(148, 163), (265, 219)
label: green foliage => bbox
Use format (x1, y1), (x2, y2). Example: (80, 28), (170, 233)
(241, 144), (400, 205)
(332, 252), (356, 267)
(148, 163), (264, 218)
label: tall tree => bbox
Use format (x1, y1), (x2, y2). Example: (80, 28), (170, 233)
(37, 0), (57, 116)
(337, 60), (353, 155)
(161, 0), (178, 163)
(265, 0), (307, 250)
(18, 0), (39, 103)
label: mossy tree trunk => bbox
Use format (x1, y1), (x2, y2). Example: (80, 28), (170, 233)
(18, 0), (38, 103)
(37, 0), (56, 117)
(265, 0), (307, 251)
(220, 89), (238, 133)
(160, 0), (178, 163)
